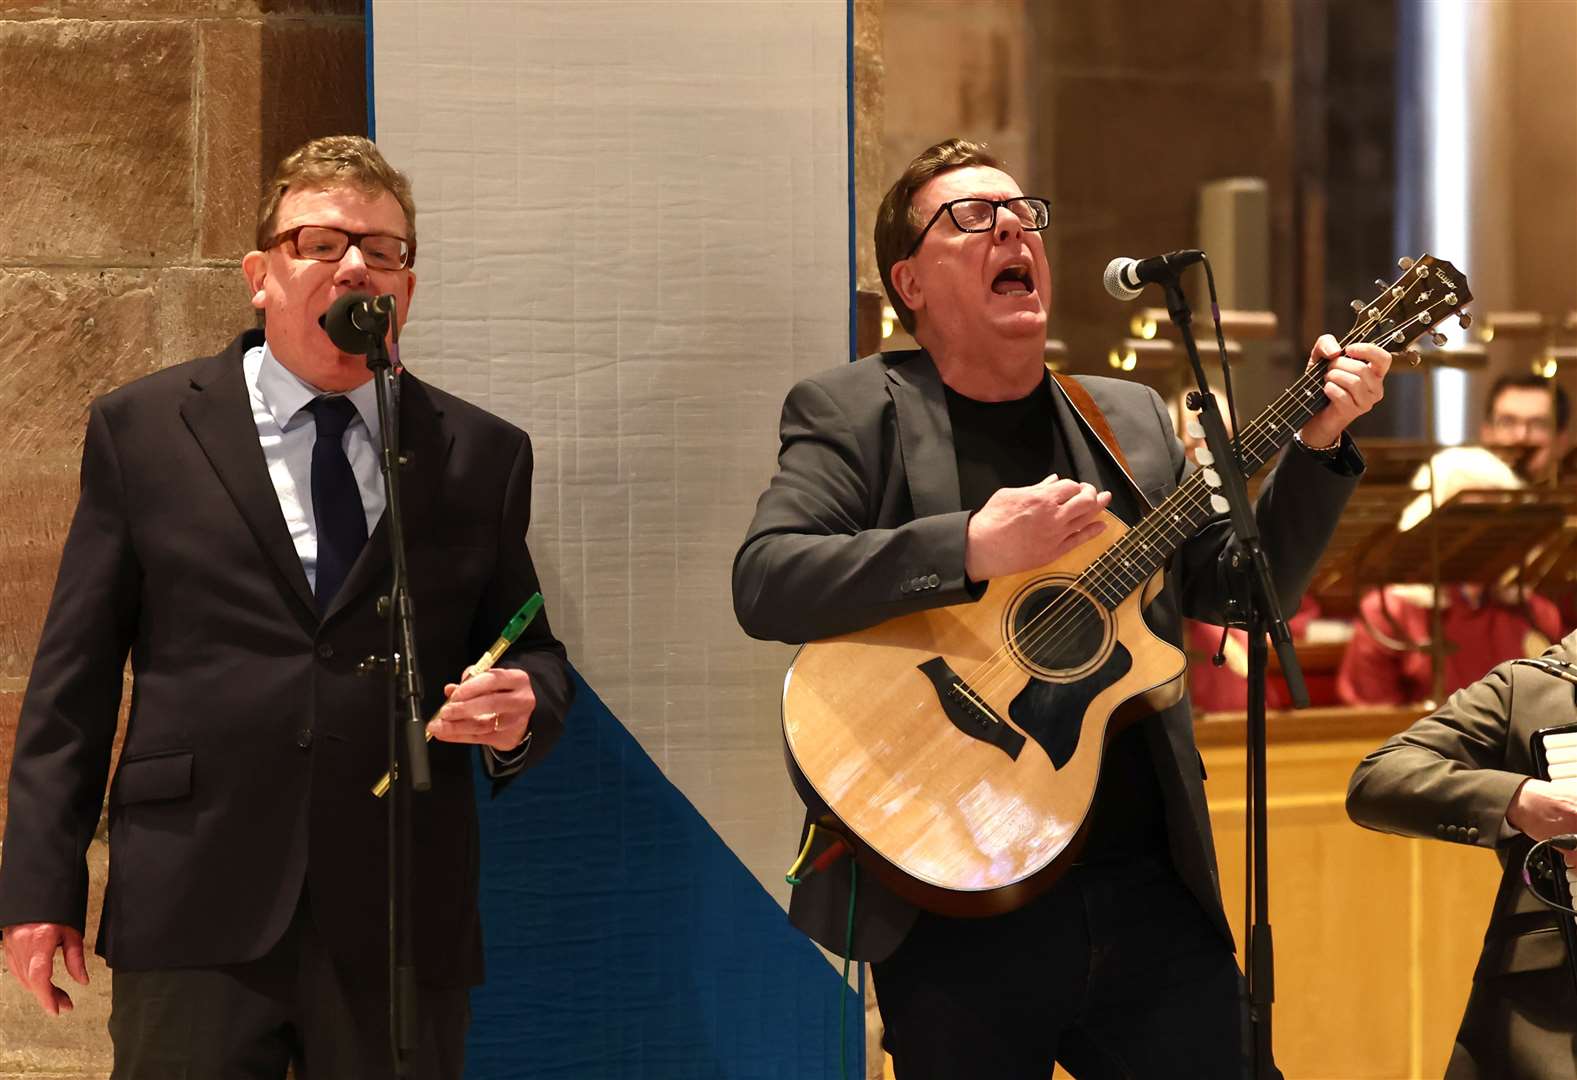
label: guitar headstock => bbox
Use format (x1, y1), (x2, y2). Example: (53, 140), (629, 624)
(1344, 254), (1473, 366)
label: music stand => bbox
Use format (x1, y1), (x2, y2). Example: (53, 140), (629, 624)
(1356, 489), (1577, 586)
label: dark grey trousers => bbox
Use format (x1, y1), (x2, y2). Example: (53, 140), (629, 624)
(108, 894), (469, 1080)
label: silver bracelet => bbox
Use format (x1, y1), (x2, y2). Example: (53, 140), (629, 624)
(1293, 431), (1342, 459)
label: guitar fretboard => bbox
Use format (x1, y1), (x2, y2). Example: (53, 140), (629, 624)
(1077, 365), (1332, 609)
(1071, 256), (1465, 617)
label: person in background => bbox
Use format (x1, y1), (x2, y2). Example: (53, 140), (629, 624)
(1482, 373), (1569, 483)
(1337, 446), (1561, 707)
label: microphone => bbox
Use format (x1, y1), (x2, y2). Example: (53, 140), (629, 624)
(1550, 834), (1577, 851)
(319, 292), (395, 354)
(1103, 249), (1206, 301)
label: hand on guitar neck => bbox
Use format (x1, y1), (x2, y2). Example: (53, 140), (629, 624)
(1298, 333), (1393, 449)
(963, 476), (1113, 582)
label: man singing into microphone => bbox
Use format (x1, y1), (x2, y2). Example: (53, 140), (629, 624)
(1348, 631), (1577, 1079)
(0, 135), (572, 1078)
(733, 137), (1391, 1078)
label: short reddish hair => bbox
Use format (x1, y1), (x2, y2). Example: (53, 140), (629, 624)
(875, 138), (1006, 333)
(256, 135), (416, 259)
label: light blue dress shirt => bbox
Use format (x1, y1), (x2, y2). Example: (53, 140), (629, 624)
(244, 342), (386, 594)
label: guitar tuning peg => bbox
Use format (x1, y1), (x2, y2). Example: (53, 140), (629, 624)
(1457, 312), (1473, 328)
(1350, 299), (1365, 313)
(1431, 331), (1448, 347)
(1399, 349), (1423, 367)
(1374, 278), (1389, 290)
(1398, 257), (1415, 270)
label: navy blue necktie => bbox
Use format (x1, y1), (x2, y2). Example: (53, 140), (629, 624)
(306, 395), (368, 610)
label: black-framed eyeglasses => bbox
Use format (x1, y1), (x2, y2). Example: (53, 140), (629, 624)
(905, 196), (1051, 259)
(265, 225), (415, 271)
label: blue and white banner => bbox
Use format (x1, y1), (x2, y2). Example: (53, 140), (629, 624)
(372, 2), (858, 1075)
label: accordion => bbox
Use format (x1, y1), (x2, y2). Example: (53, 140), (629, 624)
(1529, 719), (1577, 993)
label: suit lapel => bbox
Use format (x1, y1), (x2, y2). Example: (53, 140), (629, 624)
(180, 335), (318, 626)
(885, 351), (963, 518)
(322, 372), (452, 623)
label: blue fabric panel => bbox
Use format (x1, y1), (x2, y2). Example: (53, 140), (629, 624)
(466, 667), (862, 1079)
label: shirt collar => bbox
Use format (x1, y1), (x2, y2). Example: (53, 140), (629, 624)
(256, 341), (383, 446)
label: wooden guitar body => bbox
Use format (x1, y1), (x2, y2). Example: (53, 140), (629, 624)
(781, 508), (1187, 918)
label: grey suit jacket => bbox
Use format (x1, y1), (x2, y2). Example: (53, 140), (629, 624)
(1349, 632), (1577, 982)
(733, 349), (1361, 962)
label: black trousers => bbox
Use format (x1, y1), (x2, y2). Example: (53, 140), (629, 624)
(108, 893), (469, 1080)
(872, 854), (1254, 1080)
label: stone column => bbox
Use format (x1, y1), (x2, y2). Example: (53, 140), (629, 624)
(0, 2), (363, 1072)
(854, 0), (886, 359)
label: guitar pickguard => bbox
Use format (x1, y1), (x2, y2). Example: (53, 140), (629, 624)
(1007, 643), (1132, 770)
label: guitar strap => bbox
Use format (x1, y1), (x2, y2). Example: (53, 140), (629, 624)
(1050, 371), (1134, 475)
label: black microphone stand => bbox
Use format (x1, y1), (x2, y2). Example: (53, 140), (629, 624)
(1159, 272), (1306, 1080)
(358, 297), (431, 1076)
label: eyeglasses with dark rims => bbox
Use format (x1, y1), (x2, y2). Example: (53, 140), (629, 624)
(264, 225), (415, 271)
(905, 196), (1050, 259)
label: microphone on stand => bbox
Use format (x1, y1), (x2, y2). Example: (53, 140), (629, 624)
(1103, 249), (1206, 301)
(319, 292), (397, 354)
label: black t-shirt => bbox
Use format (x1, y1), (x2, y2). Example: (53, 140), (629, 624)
(943, 376), (1169, 862)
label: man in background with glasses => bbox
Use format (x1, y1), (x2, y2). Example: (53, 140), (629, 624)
(1482, 373), (1570, 482)
(735, 137), (1391, 1078)
(0, 135), (572, 1078)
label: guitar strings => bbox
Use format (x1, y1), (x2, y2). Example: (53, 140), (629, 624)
(955, 272), (1450, 708)
(960, 281), (1444, 704)
(968, 288), (1432, 700)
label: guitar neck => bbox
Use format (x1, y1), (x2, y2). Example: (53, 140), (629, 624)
(1072, 251), (1470, 614)
(1077, 366), (1329, 611)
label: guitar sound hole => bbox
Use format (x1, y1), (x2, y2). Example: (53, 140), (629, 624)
(1009, 585), (1105, 674)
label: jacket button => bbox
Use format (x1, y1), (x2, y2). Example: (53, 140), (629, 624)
(927, 573), (940, 588)
(297, 729), (313, 749)
(899, 581), (911, 594)
(1467, 827), (1479, 841)
(317, 643), (335, 659)
(1437, 824), (1447, 837)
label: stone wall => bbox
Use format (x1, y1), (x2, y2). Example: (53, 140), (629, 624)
(0, 2), (363, 1073)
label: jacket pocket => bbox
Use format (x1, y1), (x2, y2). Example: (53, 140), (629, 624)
(111, 749), (194, 806)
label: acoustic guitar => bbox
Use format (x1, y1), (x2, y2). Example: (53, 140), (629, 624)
(781, 255), (1472, 917)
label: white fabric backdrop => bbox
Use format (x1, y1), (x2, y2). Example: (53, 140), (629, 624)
(374, 0), (850, 908)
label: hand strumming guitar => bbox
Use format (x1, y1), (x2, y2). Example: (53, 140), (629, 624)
(963, 475), (1113, 582)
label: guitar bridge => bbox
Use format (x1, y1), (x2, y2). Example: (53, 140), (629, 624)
(916, 658), (1025, 760)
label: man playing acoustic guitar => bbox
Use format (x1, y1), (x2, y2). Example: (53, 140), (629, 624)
(733, 138), (1391, 1079)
